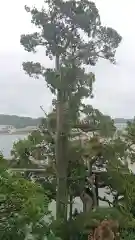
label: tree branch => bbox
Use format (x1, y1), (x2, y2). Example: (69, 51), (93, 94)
(40, 106), (55, 140)
(98, 196), (113, 207)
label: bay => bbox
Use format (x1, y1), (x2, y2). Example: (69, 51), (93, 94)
(0, 134), (27, 158)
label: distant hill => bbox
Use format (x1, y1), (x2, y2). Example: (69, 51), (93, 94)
(0, 115), (133, 129)
(0, 114), (42, 129)
(114, 118), (133, 124)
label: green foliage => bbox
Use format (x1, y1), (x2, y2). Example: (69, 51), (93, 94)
(0, 152), (9, 169)
(11, 138), (32, 166)
(121, 230), (135, 240)
(65, 207), (127, 236)
(11, 130), (47, 166)
(20, 0), (122, 113)
(81, 105), (116, 137)
(68, 143), (87, 195)
(21, 0), (121, 63)
(10, 110), (117, 198)
(0, 168), (54, 240)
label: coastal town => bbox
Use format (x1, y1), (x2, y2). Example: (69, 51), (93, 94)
(0, 125), (37, 134)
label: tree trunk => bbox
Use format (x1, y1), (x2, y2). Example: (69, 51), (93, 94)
(90, 178), (97, 207)
(69, 195), (73, 220)
(95, 174), (99, 206)
(55, 55), (68, 221)
(88, 162), (97, 207)
(80, 191), (93, 212)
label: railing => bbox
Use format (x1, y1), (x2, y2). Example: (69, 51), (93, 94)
(8, 168), (132, 174)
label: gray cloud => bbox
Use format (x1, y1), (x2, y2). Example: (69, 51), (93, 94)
(0, 0), (135, 118)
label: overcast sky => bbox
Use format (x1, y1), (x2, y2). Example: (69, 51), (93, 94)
(0, 0), (134, 118)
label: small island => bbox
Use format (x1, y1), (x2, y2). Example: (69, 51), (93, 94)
(0, 114), (41, 134)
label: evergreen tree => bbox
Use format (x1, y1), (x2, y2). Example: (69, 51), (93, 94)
(20, 0), (121, 220)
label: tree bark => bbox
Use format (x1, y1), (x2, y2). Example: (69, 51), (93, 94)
(95, 174), (99, 206)
(55, 55), (68, 221)
(80, 191), (93, 212)
(69, 195), (73, 220)
(88, 162), (97, 208)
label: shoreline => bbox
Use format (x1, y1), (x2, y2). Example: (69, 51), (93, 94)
(0, 132), (29, 135)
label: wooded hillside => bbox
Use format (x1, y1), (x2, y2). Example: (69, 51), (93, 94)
(0, 114), (41, 128)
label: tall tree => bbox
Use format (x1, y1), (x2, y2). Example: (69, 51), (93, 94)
(20, 0), (122, 220)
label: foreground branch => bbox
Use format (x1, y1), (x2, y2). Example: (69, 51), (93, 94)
(98, 196), (113, 207)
